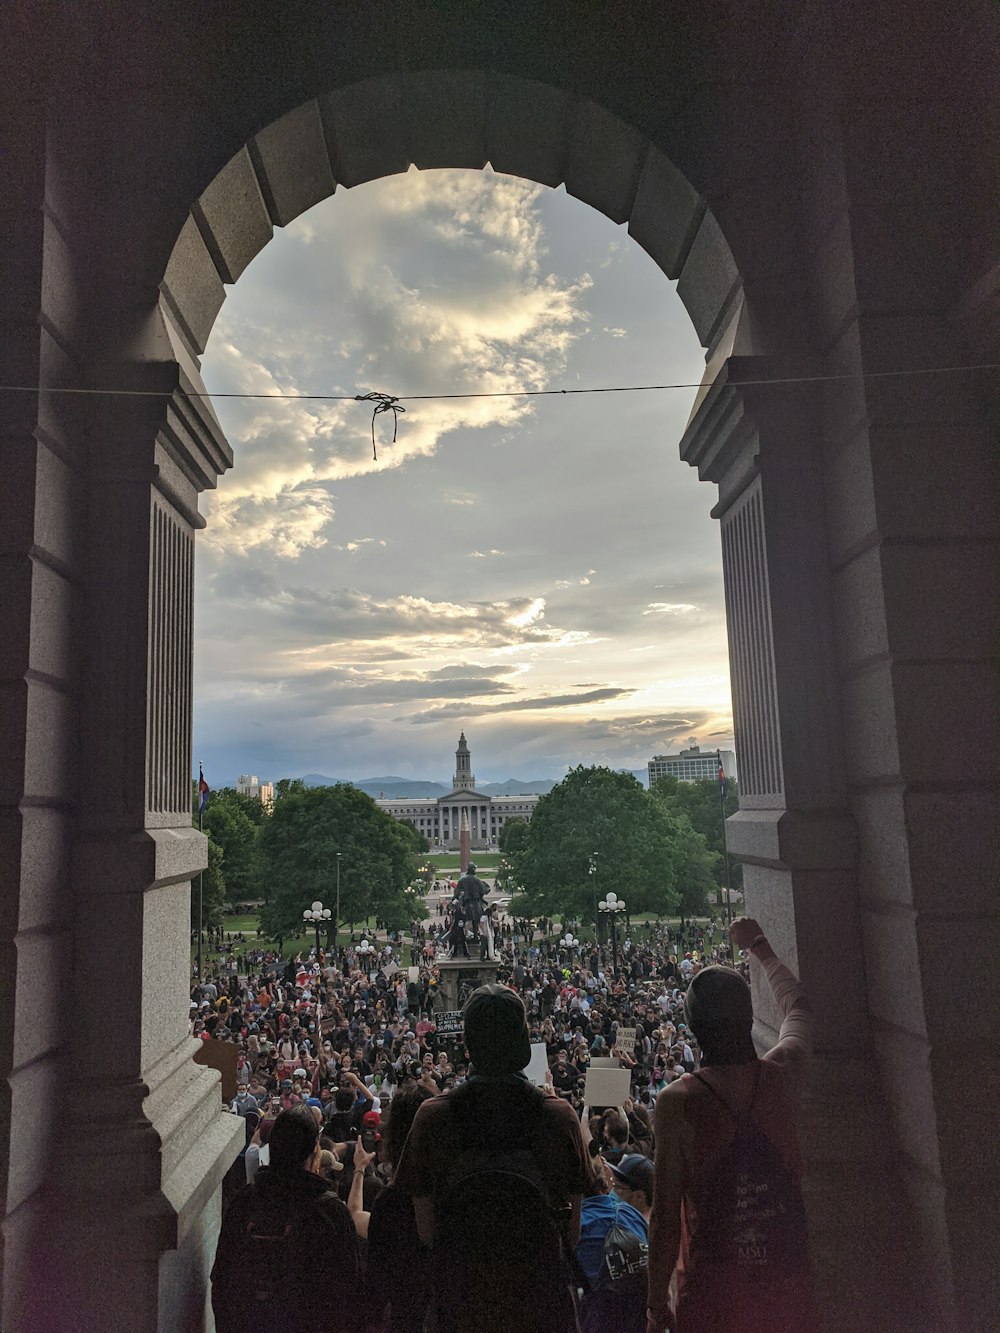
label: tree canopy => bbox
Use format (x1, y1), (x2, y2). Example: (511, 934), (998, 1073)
(508, 766), (683, 925)
(648, 774), (742, 892)
(498, 817), (529, 854)
(192, 839), (226, 933)
(196, 787), (262, 906)
(256, 783), (420, 941)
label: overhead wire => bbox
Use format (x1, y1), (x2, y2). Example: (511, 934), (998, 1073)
(0, 360), (997, 406)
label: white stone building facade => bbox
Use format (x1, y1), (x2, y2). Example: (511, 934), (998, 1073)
(376, 732), (539, 849)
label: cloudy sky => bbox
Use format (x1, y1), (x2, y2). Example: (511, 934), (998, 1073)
(195, 166), (733, 786)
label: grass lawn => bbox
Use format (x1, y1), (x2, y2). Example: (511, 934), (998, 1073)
(190, 897), (736, 973)
(191, 912), (392, 973)
(421, 853), (501, 872)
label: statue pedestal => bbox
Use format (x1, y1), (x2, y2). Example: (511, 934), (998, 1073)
(434, 956), (501, 1011)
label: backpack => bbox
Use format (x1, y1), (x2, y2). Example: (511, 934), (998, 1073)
(688, 1066), (810, 1277)
(212, 1177), (360, 1333)
(435, 1166), (579, 1333)
(432, 1078), (581, 1333)
(579, 1201), (649, 1333)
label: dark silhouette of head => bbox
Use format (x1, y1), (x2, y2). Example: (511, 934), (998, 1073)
(267, 1104), (320, 1172)
(684, 966), (755, 1064)
(462, 983), (531, 1076)
(383, 1083), (436, 1170)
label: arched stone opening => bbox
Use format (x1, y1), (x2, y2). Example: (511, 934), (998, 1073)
(3, 9), (997, 1332)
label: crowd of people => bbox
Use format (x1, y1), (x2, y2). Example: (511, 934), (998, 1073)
(199, 874), (817, 1332)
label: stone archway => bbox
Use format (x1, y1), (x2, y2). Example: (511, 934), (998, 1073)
(148, 77), (897, 1333)
(3, 7), (997, 1331)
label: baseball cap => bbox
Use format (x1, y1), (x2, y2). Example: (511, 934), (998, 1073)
(608, 1154), (655, 1194)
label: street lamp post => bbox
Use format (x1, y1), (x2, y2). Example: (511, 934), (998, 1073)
(560, 932), (579, 966)
(357, 938), (375, 974)
(598, 891), (626, 974)
(303, 900), (332, 956)
(588, 852), (599, 941)
(334, 852), (342, 952)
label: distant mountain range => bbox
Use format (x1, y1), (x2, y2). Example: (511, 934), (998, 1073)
(299, 771), (648, 798)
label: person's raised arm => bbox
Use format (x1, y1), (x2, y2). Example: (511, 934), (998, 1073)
(729, 916), (814, 1074)
(579, 1105), (594, 1151)
(344, 1070), (374, 1107)
(348, 1137), (373, 1239)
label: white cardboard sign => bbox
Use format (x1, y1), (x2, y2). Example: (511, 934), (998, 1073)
(583, 1066), (631, 1108)
(615, 1026), (637, 1054)
(523, 1042), (551, 1087)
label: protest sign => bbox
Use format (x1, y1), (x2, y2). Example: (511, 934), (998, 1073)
(583, 1066), (631, 1108)
(523, 1042), (550, 1087)
(435, 1010), (464, 1035)
(615, 1026), (637, 1055)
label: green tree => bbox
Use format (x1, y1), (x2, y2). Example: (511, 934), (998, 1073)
(496, 820), (530, 897)
(513, 766), (682, 927)
(195, 787), (261, 907)
(378, 886), (426, 934)
(658, 805), (719, 923)
(225, 787), (268, 826)
(397, 821), (430, 855)
(273, 777), (307, 802)
(648, 774), (742, 892)
(498, 817), (529, 855)
(192, 839), (226, 933)
(256, 784), (419, 943)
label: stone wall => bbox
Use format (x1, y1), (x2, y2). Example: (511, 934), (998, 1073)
(1, 3), (997, 1328)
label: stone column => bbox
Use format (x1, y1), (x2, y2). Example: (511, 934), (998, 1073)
(821, 198), (999, 1333)
(16, 339), (243, 1330)
(681, 355), (905, 1329)
(0, 94), (83, 1329)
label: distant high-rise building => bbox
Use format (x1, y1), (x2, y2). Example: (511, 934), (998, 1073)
(376, 731), (540, 850)
(235, 773), (274, 808)
(647, 745), (737, 787)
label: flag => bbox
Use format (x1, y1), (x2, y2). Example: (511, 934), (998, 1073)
(198, 765), (210, 813)
(717, 760), (728, 803)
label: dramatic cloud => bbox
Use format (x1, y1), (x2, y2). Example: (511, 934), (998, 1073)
(200, 169), (591, 557)
(408, 686), (635, 722)
(194, 168), (735, 784)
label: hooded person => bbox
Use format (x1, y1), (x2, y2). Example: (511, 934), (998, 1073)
(646, 917), (820, 1333)
(211, 1104), (361, 1331)
(394, 984), (589, 1333)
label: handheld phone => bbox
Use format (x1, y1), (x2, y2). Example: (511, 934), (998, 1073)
(361, 1127), (377, 1153)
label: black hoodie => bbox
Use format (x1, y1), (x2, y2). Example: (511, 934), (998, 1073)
(212, 1166), (361, 1332)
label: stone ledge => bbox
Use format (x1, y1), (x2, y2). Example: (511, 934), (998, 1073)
(726, 807), (857, 870)
(73, 825), (208, 895)
(158, 1107), (243, 1249)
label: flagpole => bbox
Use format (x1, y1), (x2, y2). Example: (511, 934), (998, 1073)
(197, 832), (204, 985)
(716, 752), (734, 952)
(197, 761), (204, 984)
